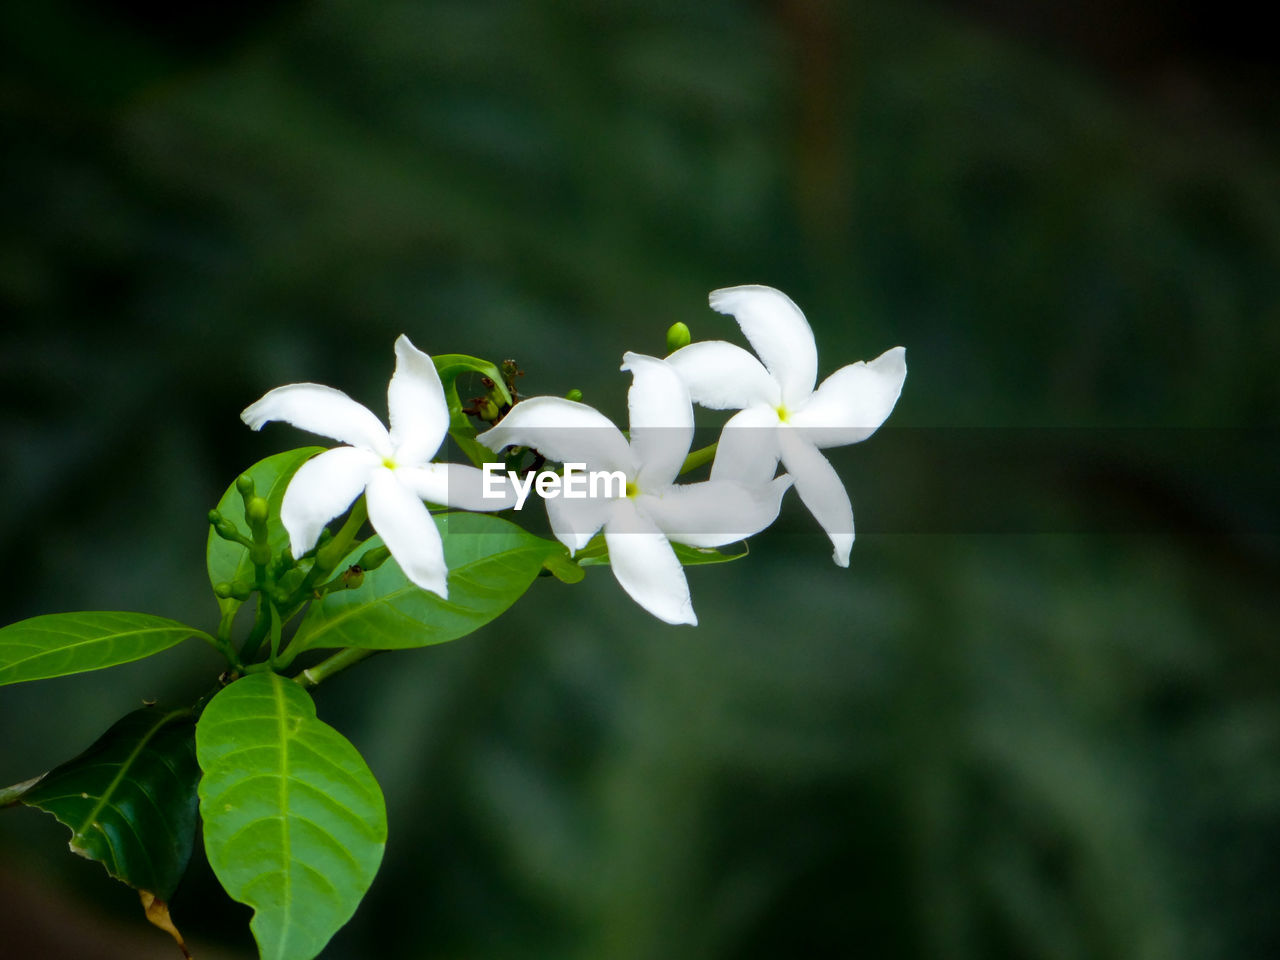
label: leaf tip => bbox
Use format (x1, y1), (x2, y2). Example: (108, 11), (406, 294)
(141, 890), (192, 958)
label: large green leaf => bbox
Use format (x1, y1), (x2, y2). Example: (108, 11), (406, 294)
(197, 673), (386, 960)
(0, 611), (210, 686)
(287, 512), (564, 655)
(14, 706), (200, 901)
(207, 446), (325, 613)
(433, 353), (512, 467)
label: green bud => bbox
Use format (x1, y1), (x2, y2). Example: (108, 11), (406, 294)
(214, 519), (244, 543)
(341, 565), (365, 590)
(477, 397), (500, 421)
(246, 497), (269, 524)
(229, 579), (252, 600)
(235, 474), (255, 498)
(250, 543), (272, 567)
(207, 509), (222, 525)
(357, 545), (391, 571)
(666, 321), (691, 353)
(565, 388), (584, 403)
(213, 581), (234, 599)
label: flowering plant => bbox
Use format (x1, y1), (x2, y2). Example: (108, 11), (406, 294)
(0, 286), (903, 960)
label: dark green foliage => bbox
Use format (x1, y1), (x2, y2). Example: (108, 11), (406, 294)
(17, 706), (199, 901)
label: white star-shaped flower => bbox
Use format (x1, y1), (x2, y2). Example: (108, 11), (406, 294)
(477, 352), (790, 625)
(240, 335), (515, 597)
(667, 285), (906, 567)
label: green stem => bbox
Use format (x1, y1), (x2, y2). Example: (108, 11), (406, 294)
(217, 607), (236, 644)
(199, 628), (244, 671)
(238, 593), (272, 664)
(266, 602), (284, 668)
(315, 498), (368, 575)
(292, 648), (378, 689)
(680, 442), (717, 474)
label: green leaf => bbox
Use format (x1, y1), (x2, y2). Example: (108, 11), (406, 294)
(433, 353), (512, 467)
(0, 612), (210, 686)
(17, 706), (200, 900)
(287, 512), (565, 655)
(197, 673), (386, 960)
(207, 446), (325, 614)
(573, 534), (749, 567)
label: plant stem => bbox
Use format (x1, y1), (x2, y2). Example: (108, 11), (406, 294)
(315, 498), (368, 575)
(293, 648), (378, 689)
(680, 442), (717, 474)
(200, 629), (244, 671)
(238, 593), (272, 664)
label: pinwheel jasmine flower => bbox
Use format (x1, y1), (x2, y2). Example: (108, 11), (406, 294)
(477, 353), (791, 626)
(667, 285), (905, 567)
(240, 335), (516, 598)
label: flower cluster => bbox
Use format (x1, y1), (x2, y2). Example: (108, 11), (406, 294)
(241, 285), (905, 625)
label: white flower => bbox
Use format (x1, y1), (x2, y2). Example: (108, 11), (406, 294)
(477, 353), (791, 626)
(667, 285), (905, 567)
(240, 335), (515, 597)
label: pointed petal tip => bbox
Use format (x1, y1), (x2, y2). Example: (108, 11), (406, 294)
(831, 528), (854, 567)
(708, 284), (794, 313)
(879, 345), (907, 376)
(406, 561), (450, 599)
(239, 404), (267, 431)
(709, 283), (781, 307)
(393, 333), (428, 360)
(619, 350), (663, 373)
(649, 599), (699, 626)
(405, 571), (449, 599)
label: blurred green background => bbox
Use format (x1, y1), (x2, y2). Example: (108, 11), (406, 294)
(2, 0), (1277, 957)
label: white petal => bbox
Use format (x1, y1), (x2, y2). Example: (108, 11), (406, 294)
(604, 500), (697, 626)
(396, 462), (517, 510)
(365, 468), (448, 597)
(665, 340), (779, 410)
(546, 488), (615, 553)
(639, 474), (793, 548)
(620, 352), (694, 490)
(241, 383), (391, 457)
(708, 285), (817, 410)
(386, 335), (450, 465)
(778, 428), (854, 567)
(709, 405), (782, 487)
(280, 447), (379, 556)
(789, 346), (906, 448)
(476, 396), (635, 476)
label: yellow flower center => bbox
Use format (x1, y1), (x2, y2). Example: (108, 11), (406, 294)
(625, 481), (639, 498)
(382, 457), (398, 470)
(776, 405), (790, 422)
